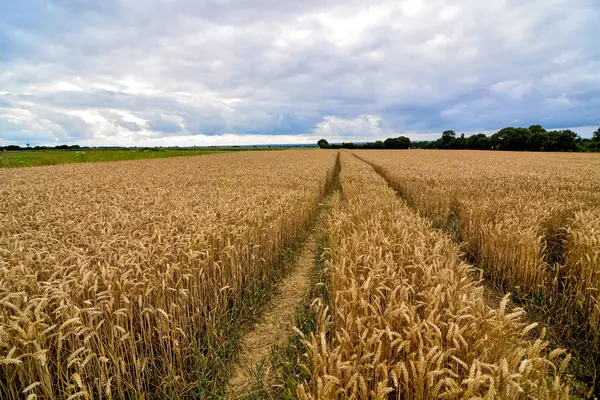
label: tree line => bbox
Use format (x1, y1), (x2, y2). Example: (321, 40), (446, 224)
(319, 126), (600, 152)
(317, 136), (411, 149)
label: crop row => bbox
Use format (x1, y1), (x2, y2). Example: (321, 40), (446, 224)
(357, 150), (600, 392)
(297, 153), (571, 398)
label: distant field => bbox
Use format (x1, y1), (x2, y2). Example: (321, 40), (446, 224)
(0, 148), (246, 167)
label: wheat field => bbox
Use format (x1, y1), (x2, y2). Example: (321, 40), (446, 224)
(2, 149), (599, 398)
(357, 150), (600, 392)
(297, 153), (571, 399)
(0, 151), (337, 398)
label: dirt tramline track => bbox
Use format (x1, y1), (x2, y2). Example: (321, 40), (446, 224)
(226, 193), (336, 398)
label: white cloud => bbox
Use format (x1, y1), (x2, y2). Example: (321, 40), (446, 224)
(401, 0), (424, 17)
(313, 115), (383, 139)
(489, 80), (533, 98)
(441, 105), (467, 116)
(0, 0), (599, 145)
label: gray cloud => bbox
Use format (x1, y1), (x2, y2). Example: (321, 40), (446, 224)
(1, 0), (599, 146)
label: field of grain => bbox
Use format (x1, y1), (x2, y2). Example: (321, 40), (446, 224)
(2, 149), (599, 399)
(0, 151), (337, 398)
(357, 150), (600, 392)
(297, 153), (571, 398)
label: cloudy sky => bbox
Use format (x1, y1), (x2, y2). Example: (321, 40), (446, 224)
(1, 0), (599, 146)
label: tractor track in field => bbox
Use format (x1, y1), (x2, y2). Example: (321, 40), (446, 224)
(353, 152), (549, 313)
(226, 195), (333, 399)
(351, 152), (592, 398)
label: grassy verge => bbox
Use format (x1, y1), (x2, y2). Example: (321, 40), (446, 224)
(0, 147), (289, 168)
(0, 148), (227, 167)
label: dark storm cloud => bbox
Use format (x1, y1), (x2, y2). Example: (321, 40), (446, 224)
(1, 0), (599, 145)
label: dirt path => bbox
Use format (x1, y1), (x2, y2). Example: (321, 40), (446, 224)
(226, 196), (332, 398)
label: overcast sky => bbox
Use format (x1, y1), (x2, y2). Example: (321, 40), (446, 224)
(1, 0), (599, 146)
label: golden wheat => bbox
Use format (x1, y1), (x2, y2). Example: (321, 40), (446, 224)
(357, 151), (600, 300)
(357, 149), (600, 390)
(0, 151), (337, 398)
(297, 152), (571, 399)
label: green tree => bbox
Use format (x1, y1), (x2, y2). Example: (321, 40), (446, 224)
(492, 127), (530, 151)
(364, 140), (384, 149)
(384, 136), (411, 149)
(593, 127), (600, 142)
(466, 133), (491, 150)
(527, 125), (547, 151)
(317, 138), (329, 148)
(440, 130), (456, 149)
(457, 133), (467, 149)
(528, 125), (547, 135)
(543, 130), (579, 152)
